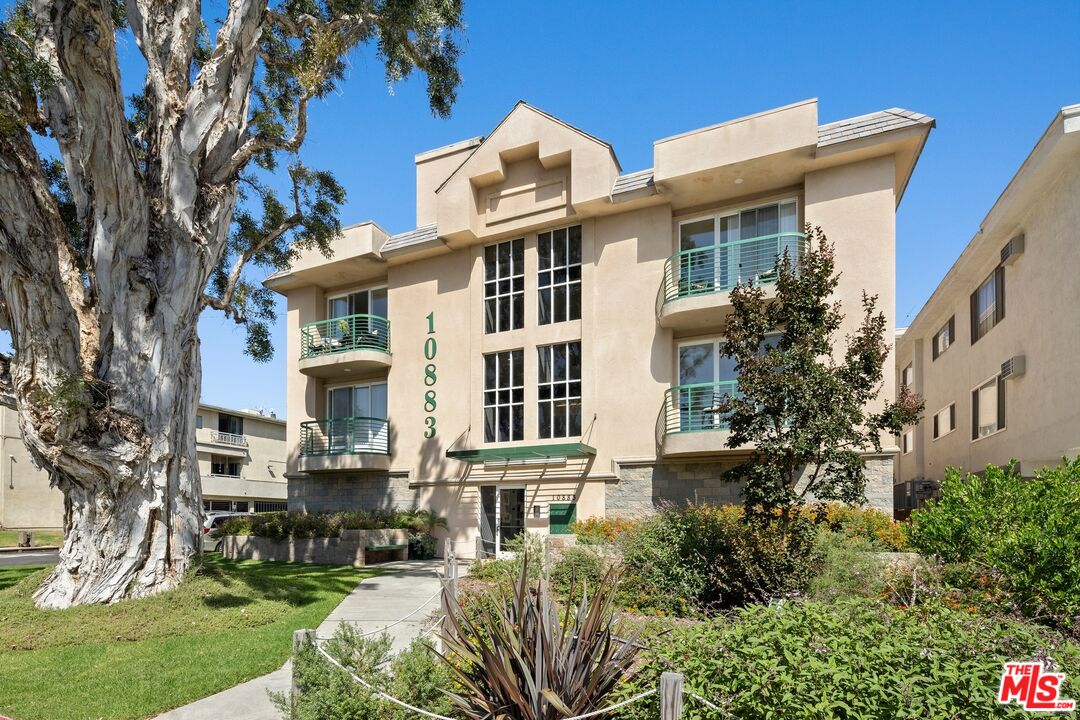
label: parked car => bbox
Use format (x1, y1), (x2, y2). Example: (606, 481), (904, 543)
(202, 512), (249, 553)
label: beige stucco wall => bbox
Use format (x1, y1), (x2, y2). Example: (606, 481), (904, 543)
(897, 141), (1080, 481)
(0, 405), (63, 529)
(278, 100), (930, 554)
(196, 405), (288, 504)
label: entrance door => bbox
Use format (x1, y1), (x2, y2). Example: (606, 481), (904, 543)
(478, 486), (526, 557)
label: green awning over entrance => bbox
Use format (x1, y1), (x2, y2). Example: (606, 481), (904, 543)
(445, 442), (596, 463)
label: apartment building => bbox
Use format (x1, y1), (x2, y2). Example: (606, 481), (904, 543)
(896, 103), (1080, 509)
(0, 403), (287, 530)
(267, 99), (933, 557)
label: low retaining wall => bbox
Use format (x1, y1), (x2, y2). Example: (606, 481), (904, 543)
(222, 528), (408, 566)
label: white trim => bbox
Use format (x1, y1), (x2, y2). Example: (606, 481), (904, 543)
(478, 484), (528, 558)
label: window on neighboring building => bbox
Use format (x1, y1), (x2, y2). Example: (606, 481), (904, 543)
(484, 238), (524, 333)
(538, 225), (582, 325)
(902, 364), (914, 388)
(196, 414), (203, 429)
(932, 317), (954, 360)
(254, 501), (288, 513)
(210, 455), (242, 477)
(538, 341), (582, 438)
(218, 413), (244, 436)
(970, 268), (1005, 343)
(902, 429), (914, 454)
(484, 349), (524, 442)
(972, 375), (1006, 439)
(205, 499), (233, 512)
(932, 404), (956, 439)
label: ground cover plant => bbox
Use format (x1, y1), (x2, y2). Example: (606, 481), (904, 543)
(0, 556), (374, 720)
(609, 597), (1080, 719)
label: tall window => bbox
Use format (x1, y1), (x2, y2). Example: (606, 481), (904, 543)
(972, 375), (1006, 439)
(538, 342), (582, 438)
(218, 413), (244, 436)
(327, 383), (388, 452)
(901, 430), (914, 454)
(932, 404), (956, 439)
(902, 364), (914, 388)
(538, 226), (582, 324)
(210, 454), (241, 477)
(933, 317), (954, 360)
(970, 268), (1004, 343)
(484, 239), (524, 333)
(484, 350), (524, 442)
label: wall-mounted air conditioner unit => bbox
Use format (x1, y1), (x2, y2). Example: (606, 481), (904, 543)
(1001, 234), (1025, 265)
(1001, 355), (1026, 379)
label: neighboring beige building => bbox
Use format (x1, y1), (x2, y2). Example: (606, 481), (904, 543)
(0, 403), (287, 530)
(267, 99), (933, 557)
(196, 404), (288, 513)
(896, 104), (1080, 510)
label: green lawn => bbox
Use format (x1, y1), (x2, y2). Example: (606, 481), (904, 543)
(0, 529), (64, 547)
(0, 556), (376, 720)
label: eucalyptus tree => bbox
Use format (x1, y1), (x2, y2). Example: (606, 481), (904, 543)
(0, 0), (462, 607)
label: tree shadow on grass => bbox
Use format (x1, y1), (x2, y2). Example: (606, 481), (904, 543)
(195, 556), (378, 609)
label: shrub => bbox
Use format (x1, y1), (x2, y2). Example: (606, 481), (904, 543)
(617, 504), (820, 615)
(571, 516), (642, 544)
(276, 626), (457, 720)
(211, 509), (447, 543)
(804, 501), (909, 551)
(466, 532), (544, 584)
(911, 459), (1080, 631)
(441, 555), (640, 719)
(610, 598), (1080, 720)
(407, 532), (437, 560)
(550, 544), (611, 600)
(806, 529), (884, 602)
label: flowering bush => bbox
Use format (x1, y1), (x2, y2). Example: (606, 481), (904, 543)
(570, 516), (642, 544)
(802, 502), (909, 551)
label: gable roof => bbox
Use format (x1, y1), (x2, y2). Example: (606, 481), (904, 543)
(435, 101), (621, 194)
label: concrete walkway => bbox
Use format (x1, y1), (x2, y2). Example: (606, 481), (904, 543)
(155, 560), (443, 720)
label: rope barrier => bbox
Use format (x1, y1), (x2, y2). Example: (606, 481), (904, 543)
(685, 690), (733, 716)
(354, 583), (443, 638)
(560, 689), (658, 720)
(314, 643), (458, 720)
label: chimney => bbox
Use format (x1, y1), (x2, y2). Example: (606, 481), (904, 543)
(414, 136), (483, 228)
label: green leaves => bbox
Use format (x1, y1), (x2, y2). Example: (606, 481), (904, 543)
(910, 459), (1080, 630)
(721, 226), (924, 510)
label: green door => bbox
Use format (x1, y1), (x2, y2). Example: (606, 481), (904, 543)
(549, 503), (577, 535)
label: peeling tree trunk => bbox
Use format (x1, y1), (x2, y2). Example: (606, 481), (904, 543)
(34, 344), (204, 608)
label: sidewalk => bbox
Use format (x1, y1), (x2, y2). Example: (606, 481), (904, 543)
(154, 559), (443, 720)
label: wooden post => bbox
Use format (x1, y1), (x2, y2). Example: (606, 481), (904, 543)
(292, 629), (316, 701)
(660, 672), (683, 720)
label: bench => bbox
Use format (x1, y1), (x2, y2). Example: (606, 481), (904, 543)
(365, 541), (408, 563)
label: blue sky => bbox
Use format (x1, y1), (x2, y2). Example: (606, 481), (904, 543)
(15, 1), (1080, 413)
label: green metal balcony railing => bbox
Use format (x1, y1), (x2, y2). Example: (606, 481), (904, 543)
(300, 416), (390, 456)
(300, 314), (390, 359)
(658, 381), (740, 437)
(658, 232), (808, 307)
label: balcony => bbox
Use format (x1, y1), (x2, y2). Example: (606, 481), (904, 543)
(298, 416), (392, 472)
(657, 381), (742, 457)
(657, 231), (807, 330)
(299, 314), (391, 378)
(210, 430), (247, 447)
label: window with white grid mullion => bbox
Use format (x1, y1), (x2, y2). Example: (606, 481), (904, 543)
(484, 238), (524, 334)
(484, 349), (524, 442)
(538, 225), (582, 325)
(537, 341), (582, 439)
